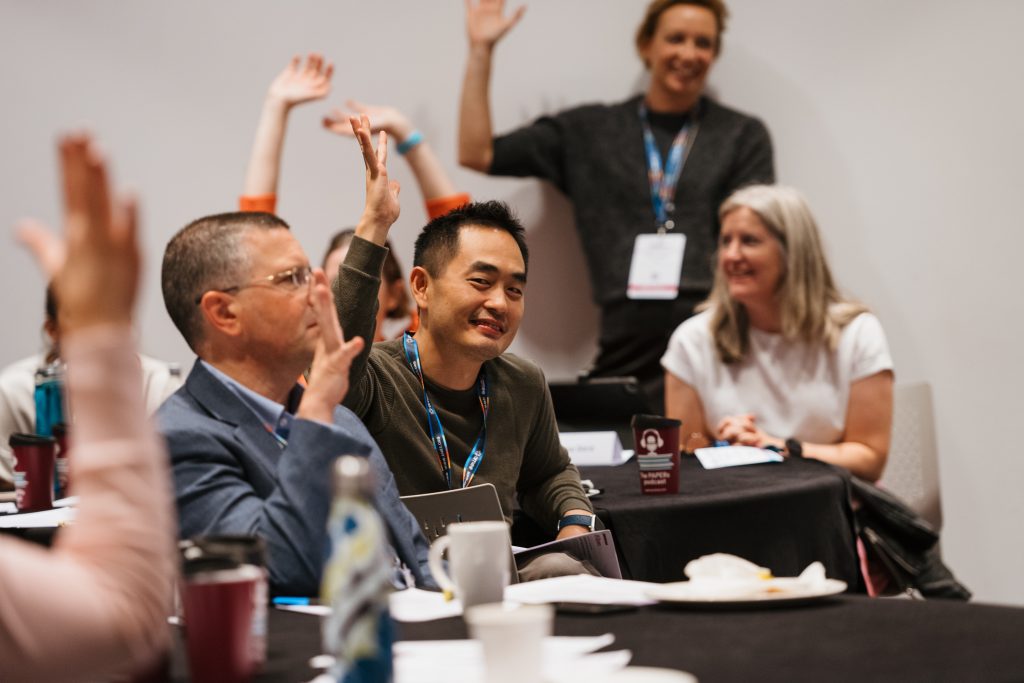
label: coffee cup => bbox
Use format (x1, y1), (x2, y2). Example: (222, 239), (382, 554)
(181, 563), (263, 683)
(465, 603), (554, 683)
(631, 415), (681, 495)
(427, 520), (511, 608)
(179, 535), (268, 672)
(9, 433), (56, 512)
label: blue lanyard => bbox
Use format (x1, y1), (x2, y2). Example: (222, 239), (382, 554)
(402, 333), (489, 489)
(639, 102), (699, 230)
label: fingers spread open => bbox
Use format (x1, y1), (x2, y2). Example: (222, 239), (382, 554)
(309, 269), (342, 351)
(16, 220), (65, 278)
(351, 115), (378, 174)
(377, 130), (388, 167)
(83, 143), (113, 246)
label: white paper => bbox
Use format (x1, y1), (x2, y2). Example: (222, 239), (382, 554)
(559, 431), (624, 466)
(0, 506), (76, 528)
(0, 502), (17, 514)
(53, 496), (79, 508)
(506, 575), (657, 606)
(295, 577), (658, 625)
(276, 604), (330, 617)
(627, 233), (686, 300)
(393, 635), (629, 683)
(694, 445), (783, 469)
(389, 587), (464, 622)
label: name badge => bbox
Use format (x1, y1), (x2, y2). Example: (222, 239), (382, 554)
(627, 233), (686, 300)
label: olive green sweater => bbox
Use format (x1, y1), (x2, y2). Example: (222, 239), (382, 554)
(334, 237), (592, 530)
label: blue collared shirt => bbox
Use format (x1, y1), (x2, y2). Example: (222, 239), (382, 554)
(201, 361), (293, 444)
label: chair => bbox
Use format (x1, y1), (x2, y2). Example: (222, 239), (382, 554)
(401, 483), (519, 584)
(548, 377), (650, 448)
(879, 382), (943, 531)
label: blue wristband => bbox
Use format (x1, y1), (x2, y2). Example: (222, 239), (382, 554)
(397, 130), (423, 155)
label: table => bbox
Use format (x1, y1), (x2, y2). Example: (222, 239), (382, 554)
(173, 597), (1024, 682)
(577, 456), (861, 587)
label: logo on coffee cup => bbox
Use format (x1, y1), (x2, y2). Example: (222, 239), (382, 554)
(640, 429), (664, 454)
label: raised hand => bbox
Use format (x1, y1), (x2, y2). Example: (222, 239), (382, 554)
(298, 269), (365, 423)
(351, 114), (400, 241)
(17, 221), (65, 280)
(267, 53), (334, 109)
(466, 0), (526, 49)
(17, 134), (139, 333)
(323, 100), (414, 142)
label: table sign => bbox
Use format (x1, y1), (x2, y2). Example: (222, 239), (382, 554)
(631, 415), (681, 495)
(559, 431), (623, 466)
(694, 446), (783, 469)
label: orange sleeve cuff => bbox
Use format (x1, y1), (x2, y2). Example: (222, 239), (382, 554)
(239, 193), (277, 214)
(425, 193), (471, 220)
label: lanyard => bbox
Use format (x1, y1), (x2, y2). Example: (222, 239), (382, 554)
(639, 102), (699, 232)
(402, 333), (489, 489)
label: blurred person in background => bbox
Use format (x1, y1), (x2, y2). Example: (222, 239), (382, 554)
(457, 0), (774, 412)
(238, 54), (471, 340)
(662, 185), (893, 482)
(0, 276), (179, 489)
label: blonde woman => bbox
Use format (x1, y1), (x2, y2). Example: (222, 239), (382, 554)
(661, 185), (893, 481)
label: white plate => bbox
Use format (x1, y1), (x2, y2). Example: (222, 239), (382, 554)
(645, 578), (847, 609)
(551, 667), (697, 683)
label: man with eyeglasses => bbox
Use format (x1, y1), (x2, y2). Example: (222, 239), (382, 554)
(156, 211), (434, 596)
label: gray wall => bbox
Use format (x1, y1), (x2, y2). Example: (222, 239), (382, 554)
(2, 1), (1021, 604)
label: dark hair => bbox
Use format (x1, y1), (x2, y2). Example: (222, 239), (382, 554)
(162, 211), (290, 351)
(635, 0), (729, 56)
(413, 200), (529, 277)
(323, 228), (411, 319)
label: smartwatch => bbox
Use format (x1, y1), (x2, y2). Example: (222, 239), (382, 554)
(556, 513), (596, 533)
(785, 438), (804, 459)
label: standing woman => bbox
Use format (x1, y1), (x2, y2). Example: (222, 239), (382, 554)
(458, 0), (774, 412)
(661, 185), (894, 482)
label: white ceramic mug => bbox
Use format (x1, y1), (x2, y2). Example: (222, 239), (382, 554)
(427, 520), (511, 608)
(465, 603), (554, 683)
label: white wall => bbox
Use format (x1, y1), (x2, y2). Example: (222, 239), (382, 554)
(1, 1), (1020, 604)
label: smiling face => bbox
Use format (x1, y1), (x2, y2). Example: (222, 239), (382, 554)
(232, 228), (318, 369)
(415, 225), (526, 365)
(718, 207), (785, 309)
(639, 3), (718, 110)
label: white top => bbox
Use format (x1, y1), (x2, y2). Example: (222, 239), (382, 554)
(661, 309), (893, 444)
(0, 351), (182, 484)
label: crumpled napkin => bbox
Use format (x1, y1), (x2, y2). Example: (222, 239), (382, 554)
(678, 553), (827, 599)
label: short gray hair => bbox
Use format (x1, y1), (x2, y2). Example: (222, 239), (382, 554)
(161, 211), (290, 351)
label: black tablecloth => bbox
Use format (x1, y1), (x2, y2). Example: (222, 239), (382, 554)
(578, 456), (861, 587)
(176, 597), (1024, 682)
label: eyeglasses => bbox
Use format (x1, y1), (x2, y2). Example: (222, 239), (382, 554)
(194, 264), (313, 305)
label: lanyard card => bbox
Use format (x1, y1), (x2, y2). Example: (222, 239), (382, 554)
(627, 233), (686, 300)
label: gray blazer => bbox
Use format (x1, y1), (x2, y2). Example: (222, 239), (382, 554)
(157, 360), (433, 595)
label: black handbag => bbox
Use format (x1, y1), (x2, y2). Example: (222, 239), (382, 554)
(850, 477), (971, 600)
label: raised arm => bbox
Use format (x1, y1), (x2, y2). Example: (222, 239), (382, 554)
(0, 134), (175, 681)
(241, 54), (333, 209)
(325, 101), (464, 209)
(458, 0), (525, 172)
(349, 114), (401, 247)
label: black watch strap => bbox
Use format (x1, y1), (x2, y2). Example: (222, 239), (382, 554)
(556, 513), (596, 533)
(785, 438), (803, 458)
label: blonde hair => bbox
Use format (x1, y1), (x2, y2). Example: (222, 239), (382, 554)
(700, 185), (868, 363)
